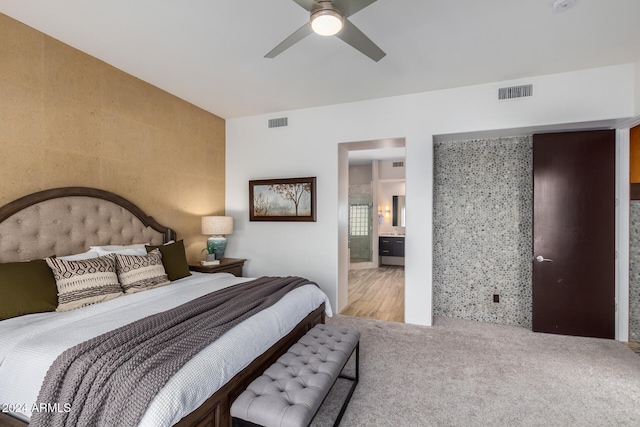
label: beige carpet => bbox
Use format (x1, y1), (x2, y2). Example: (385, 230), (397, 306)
(311, 315), (640, 427)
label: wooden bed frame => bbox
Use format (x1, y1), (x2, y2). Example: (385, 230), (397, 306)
(0, 187), (325, 427)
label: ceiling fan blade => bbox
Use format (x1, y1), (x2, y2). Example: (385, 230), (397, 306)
(292, 0), (320, 12)
(336, 19), (386, 62)
(333, 0), (377, 17)
(265, 23), (313, 58)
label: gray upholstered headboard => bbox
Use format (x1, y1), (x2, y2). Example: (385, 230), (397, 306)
(0, 187), (176, 263)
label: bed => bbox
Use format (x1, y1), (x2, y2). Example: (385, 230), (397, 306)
(0, 187), (330, 427)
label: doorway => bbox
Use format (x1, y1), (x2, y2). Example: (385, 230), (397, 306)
(628, 124), (640, 350)
(432, 131), (618, 338)
(338, 138), (406, 323)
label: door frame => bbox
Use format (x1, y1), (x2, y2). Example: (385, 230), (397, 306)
(617, 127), (631, 342)
(527, 127), (632, 340)
(617, 117), (640, 342)
(429, 120), (639, 342)
(532, 130), (616, 338)
(337, 138), (406, 314)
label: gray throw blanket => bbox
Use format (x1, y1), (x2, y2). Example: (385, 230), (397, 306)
(30, 276), (316, 427)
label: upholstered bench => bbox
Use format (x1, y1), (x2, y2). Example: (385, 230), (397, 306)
(231, 324), (360, 427)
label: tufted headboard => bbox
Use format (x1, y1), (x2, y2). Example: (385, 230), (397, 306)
(0, 187), (176, 263)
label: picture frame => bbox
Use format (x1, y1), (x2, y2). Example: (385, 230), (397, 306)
(249, 177), (316, 222)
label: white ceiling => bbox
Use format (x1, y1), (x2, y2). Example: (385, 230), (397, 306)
(1, 0), (639, 119)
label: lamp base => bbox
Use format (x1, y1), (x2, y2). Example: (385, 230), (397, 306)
(207, 236), (227, 260)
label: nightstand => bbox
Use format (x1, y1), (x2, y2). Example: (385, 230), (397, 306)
(189, 258), (246, 277)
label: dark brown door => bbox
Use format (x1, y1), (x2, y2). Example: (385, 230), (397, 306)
(532, 130), (615, 339)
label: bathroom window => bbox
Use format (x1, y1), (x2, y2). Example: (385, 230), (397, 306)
(349, 205), (370, 236)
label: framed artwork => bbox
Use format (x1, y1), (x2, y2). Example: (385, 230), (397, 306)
(249, 177), (316, 222)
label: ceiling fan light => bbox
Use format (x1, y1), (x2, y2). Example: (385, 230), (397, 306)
(311, 9), (343, 36)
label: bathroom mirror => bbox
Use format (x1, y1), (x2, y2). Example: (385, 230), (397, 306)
(392, 195), (405, 227)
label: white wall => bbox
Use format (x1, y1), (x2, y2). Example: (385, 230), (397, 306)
(226, 64), (636, 327)
(349, 164), (373, 185)
(379, 159), (405, 180)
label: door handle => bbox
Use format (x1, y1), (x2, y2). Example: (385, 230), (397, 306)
(534, 255), (553, 263)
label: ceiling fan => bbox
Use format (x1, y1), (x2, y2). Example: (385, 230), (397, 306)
(265, 0), (386, 62)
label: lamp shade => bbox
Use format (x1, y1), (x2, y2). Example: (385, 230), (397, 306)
(201, 216), (233, 236)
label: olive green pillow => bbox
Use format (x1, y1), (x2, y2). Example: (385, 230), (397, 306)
(146, 240), (191, 281)
(0, 259), (58, 321)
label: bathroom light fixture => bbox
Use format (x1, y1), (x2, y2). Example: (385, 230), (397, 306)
(310, 4), (344, 36)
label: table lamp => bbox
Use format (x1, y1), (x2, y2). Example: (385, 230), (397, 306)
(201, 216), (233, 260)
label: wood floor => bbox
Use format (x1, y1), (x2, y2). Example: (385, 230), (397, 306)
(340, 265), (404, 323)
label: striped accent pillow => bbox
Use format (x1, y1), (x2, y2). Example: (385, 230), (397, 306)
(45, 254), (123, 312)
(115, 249), (170, 294)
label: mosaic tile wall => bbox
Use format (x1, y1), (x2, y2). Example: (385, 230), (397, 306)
(629, 201), (640, 341)
(433, 137), (533, 327)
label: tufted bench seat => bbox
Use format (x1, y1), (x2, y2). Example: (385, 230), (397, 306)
(231, 324), (360, 427)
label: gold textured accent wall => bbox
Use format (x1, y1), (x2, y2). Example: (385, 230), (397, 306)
(0, 13), (225, 263)
(631, 125), (640, 183)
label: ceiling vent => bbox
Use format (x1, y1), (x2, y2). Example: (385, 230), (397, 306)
(268, 117), (288, 128)
(393, 161), (404, 167)
(498, 84), (533, 100)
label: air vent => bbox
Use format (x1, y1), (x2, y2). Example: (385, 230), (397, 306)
(498, 84), (533, 100)
(392, 161), (404, 167)
(268, 117), (288, 128)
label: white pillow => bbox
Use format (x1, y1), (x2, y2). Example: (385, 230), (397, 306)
(58, 250), (100, 261)
(90, 243), (149, 257)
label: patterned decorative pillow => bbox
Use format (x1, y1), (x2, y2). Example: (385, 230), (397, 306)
(115, 249), (170, 294)
(45, 254), (123, 312)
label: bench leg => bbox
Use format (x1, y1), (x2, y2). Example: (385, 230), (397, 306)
(333, 341), (359, 427)
(232, 418), (263, 427)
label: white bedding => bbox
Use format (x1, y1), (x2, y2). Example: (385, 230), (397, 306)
(0, 272), (332, 426)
